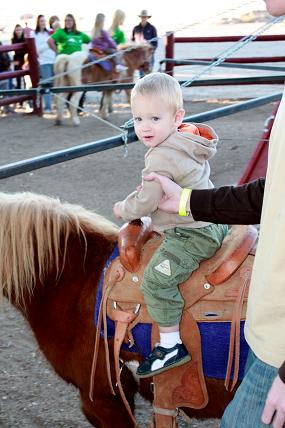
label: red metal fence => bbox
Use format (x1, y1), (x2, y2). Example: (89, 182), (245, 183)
(165, 33), (285, 76)
(0, 37), (40, 113)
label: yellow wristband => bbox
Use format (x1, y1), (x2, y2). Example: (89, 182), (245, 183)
(179, 188), (192, 216)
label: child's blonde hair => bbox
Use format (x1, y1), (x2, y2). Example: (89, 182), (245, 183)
(92, 13), (105, 39)
(131, 72), (183, 113)
(109, 9), (125, 34)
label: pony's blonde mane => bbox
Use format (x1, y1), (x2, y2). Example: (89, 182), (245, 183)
(0, 192), (118, 306)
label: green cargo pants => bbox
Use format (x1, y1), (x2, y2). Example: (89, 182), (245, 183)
(141, 223), (228, 327)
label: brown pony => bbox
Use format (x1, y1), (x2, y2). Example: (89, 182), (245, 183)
(0, 191), (240, 427)
(54, 43), (154, 125)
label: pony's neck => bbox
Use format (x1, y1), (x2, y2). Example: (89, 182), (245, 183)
(17, 232), (116, 389)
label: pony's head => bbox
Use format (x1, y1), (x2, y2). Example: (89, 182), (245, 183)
(0, 192), (118, 307)
(122, 43), (154, 74)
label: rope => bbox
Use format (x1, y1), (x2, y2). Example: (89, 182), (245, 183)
(41, 0), (270, 146)
(181, 16), (285, 88)
(52, 92), (128, 142)
(122, 14), (284, 130)
(39, 0), (257, 86)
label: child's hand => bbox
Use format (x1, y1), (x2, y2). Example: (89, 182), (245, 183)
(113, 202), (122, 219)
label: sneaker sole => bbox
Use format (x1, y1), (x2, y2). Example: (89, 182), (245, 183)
(136, 354), (191, 378)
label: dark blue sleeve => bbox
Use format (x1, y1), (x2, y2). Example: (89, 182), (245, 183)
(150, 25), (158, 48)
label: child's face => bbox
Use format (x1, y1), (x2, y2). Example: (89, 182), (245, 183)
(132, 94), (184, 148)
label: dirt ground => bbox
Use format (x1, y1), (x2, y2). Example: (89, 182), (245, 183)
(0, 92), (278, 427)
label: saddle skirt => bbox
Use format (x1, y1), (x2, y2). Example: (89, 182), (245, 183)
(96, 222), (257, 427)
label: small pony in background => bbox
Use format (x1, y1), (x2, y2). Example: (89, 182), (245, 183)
(53, 42), (154, 125)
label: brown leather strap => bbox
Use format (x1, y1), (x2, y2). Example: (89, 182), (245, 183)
(113, 308), (138, 427)
(224, 274), (249, 391)
(89, 291), (105, 401)
(102, 283), (116, 395)
(153, 407), (178, 428)
(153, 407), (178, 417)
(89, 268), (123, 401)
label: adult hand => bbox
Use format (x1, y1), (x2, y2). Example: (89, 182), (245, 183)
(143, 173), (182, 213)
(261, 375), (285, 427)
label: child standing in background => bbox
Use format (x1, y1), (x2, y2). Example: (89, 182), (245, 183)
(109, 9), (126, 46)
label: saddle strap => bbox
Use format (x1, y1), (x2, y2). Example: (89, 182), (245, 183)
(89, 268), (124, 401)
(224, 274), (249, 391)
(153, 407), (178, 428)
(112, 308), (139, 427)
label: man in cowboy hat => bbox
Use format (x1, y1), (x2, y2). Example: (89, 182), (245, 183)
(132, 10), (157, 75)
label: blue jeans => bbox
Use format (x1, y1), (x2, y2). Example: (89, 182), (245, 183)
(40, 63), (54, 110)
(221, 349), (278, 427)
(0, 79), (12, 112)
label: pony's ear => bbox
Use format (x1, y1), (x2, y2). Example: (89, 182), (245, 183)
(175, 108), (185, 127)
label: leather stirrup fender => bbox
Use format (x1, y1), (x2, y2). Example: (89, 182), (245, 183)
(118, 218), (153, 272)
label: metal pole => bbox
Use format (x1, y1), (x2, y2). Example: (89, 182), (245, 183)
(25, 37), (41, 115)
(1, 75), (284, 97)
(238, 102), (280, 184)
(165, 32), (174, 76)
(173, 35), (285, 43)
(160, 58), (285, 72)
(0, 93), (282, 180)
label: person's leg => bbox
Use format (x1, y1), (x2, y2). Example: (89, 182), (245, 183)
(137, 230), (193, 377)
(0, 79), (13, 113)
(40, 64), (53, 111)
(137, 224), (227, 377)
(142, 224), (227, 327)
(221, 349), (278, 428)
(142, 229), (196, 328)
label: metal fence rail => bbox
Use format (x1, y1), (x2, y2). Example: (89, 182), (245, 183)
(0, 91), (282, 180)
(1, 75), (284, 97)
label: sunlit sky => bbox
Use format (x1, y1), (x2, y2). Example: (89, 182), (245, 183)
(0, 0), (265, 37)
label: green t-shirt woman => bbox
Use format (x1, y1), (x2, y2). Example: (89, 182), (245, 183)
(48, 13), (90, 55)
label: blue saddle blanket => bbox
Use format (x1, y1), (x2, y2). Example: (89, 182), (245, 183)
(88, 53), (113, 72)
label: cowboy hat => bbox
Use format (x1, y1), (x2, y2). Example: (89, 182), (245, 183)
(138, 10), (151, 18)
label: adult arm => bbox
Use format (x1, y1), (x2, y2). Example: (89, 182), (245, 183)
(81, 32), (91, 44)
(143, 173), (264, 224)
(47, 37), (57, 53)
(191, 178), (264, 224)
(150, 25), (158, 49)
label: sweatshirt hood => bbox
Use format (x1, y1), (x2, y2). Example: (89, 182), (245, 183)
(161, 122), (218, 162)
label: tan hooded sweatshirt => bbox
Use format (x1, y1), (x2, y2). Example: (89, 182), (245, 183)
(116, 123), (218, 231)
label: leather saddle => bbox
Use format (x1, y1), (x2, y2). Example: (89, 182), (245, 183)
(93, 219), (257, 428)
(87, 48), (119, 79)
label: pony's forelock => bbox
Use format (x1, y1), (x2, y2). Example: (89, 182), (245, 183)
(0, 192), (118, 307)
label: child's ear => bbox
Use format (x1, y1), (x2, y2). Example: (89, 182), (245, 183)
(175, 108), (185, 126)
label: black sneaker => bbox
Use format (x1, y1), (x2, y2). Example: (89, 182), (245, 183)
(136, 343), (191, 378)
